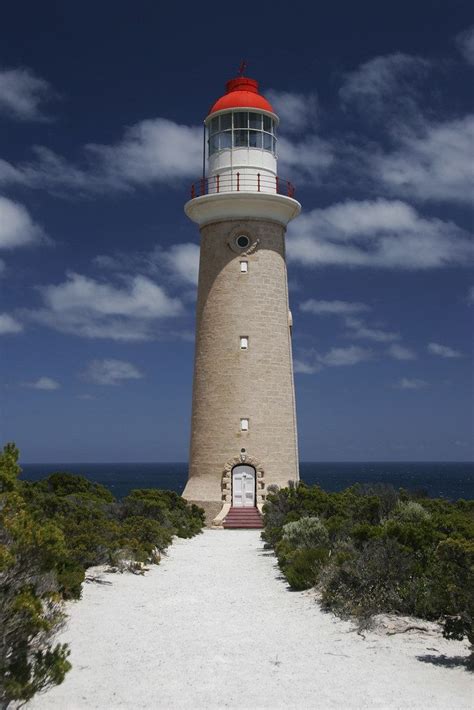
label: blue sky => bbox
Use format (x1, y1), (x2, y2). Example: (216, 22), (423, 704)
(0, 1), (473, 463)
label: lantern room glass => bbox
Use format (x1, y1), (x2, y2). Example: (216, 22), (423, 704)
(208, 111), (276, 156)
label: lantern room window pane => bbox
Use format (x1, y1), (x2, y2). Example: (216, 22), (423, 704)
(210, 117), (219, 134)
(249, 130), (262, 148)
(263, 132), (273, 151)
(263, 115), (272, 132)
(209, 135), (219, 155)
(219, 131), (232, 149)
(220, 113), (232, 131)
(249, 112), (262, 129)
(234, 129), (248, 147)
(234, 112), (248, 128)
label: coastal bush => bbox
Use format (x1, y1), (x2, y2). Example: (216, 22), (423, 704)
(262, 481), (474, 660)
(281, 516), (329, 549)
(389, 500), (431, 524)
(1, 443), (205, 705)
(19, 472), (205, 594)
(0, 443), (71, 707)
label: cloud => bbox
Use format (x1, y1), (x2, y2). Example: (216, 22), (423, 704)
(277, 134), (334, 183)
(344, 316), (400, 343)
(294, 344), (373, 374)
(0, 67), (55, 121)
(27, 272), (184, 341)
(293, 358), (322, 375)
(456, 25), (474, 65)
(387, 344), (417, 360)
(23, 376), (60, 390)
(0, 119), (202, 195)
(82, 359), (143, 386)
(372, 116), (474, 204)
(427, 342), (462, 358)
(396, 377), (428, 390)
(160, 243), (200, 286)
(319, 345), (373, 366)
(0, 196), (46, 249)
(299, 299), (370, 315)
(266, 89), (318, 133)
(339, 53), (430, 119)
(0, 313), (23, 334)
(287, 199), (473, 269)
(94, 241), (200, 287)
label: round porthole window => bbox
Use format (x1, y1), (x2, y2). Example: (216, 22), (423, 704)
(236, 234), (250, 249)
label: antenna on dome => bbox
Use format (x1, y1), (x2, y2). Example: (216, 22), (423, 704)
(238, 60), (248, 76)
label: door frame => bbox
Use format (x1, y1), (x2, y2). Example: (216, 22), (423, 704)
(231, 464), (257, 507)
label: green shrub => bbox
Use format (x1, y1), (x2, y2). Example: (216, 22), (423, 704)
(282, 516), (329, 549)
(0, 444), (71, 707)
(282, 548), (329, 591)
(261, 479), (474, 659)
(389, 500), (431, 524)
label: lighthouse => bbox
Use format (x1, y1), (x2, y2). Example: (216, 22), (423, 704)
(183, 72), (301, 527)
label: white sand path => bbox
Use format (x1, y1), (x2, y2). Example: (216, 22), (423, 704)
(30, 530), (472, 709)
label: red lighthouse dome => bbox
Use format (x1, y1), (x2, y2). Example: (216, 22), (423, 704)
(207, 76), (275, 117)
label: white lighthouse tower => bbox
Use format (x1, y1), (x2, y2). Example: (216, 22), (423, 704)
(183, 72), (301, 527)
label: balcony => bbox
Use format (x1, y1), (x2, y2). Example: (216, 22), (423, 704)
(190, 171), (296, 199)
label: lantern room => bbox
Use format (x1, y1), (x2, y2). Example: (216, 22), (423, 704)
(205, 76), (279, 195)
(185, 73), (300, 226)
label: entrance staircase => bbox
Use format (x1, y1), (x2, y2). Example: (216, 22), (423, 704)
(222, 507), (264, 529)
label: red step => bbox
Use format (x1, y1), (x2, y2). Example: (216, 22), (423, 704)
(223, 507), (263, 529)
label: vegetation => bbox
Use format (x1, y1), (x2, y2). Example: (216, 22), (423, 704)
(262, 481), (474, 665)
(0, 444), (70, 708)
(0, 443), (204, 706)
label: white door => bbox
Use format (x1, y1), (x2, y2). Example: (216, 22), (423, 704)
(232, 465), (256, 507)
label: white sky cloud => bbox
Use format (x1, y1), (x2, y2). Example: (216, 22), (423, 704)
(427, 342), (462, 358)
(388, 344), (417, 360)
(295, 345), (373, 373)
(83, 359), (143, 386)
(396, 377), (428, 390)
(0, 67), (55, 121)
(456, 25), (474, 65)
(339, 53), (430, 118)
(277, 134), (334, 184)
(299, 299), (370, 315)
(23, 376), (60, 390)
(0, 196), (46, 249)
(372, 116), (474, 204)
(0, 313), (23, 334)
(159, 243), (200, 286)
(293, 358), (322, 375)
(94, 241), (200, 287)
(287, 199), (473, 269)
(27, 272), (183, 341)
(266, 89), (318, 133)
(0, 119), (202, 194)
(344, 316), (400, 343)
(319, 345), (373, 366)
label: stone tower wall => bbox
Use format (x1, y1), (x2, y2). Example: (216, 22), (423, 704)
(183, 217), (299, 507)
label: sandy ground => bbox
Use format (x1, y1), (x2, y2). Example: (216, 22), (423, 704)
(30, 530), (472, 710)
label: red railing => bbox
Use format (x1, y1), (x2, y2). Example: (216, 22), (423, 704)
(190, 172), (296, 199)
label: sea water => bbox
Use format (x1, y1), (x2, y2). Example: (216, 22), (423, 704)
(20, 461), (473, 500)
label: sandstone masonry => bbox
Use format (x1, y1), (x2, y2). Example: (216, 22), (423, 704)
(183, 217), (299, 511)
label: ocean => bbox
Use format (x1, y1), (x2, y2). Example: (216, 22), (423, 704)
(19, 461), (474, 501)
